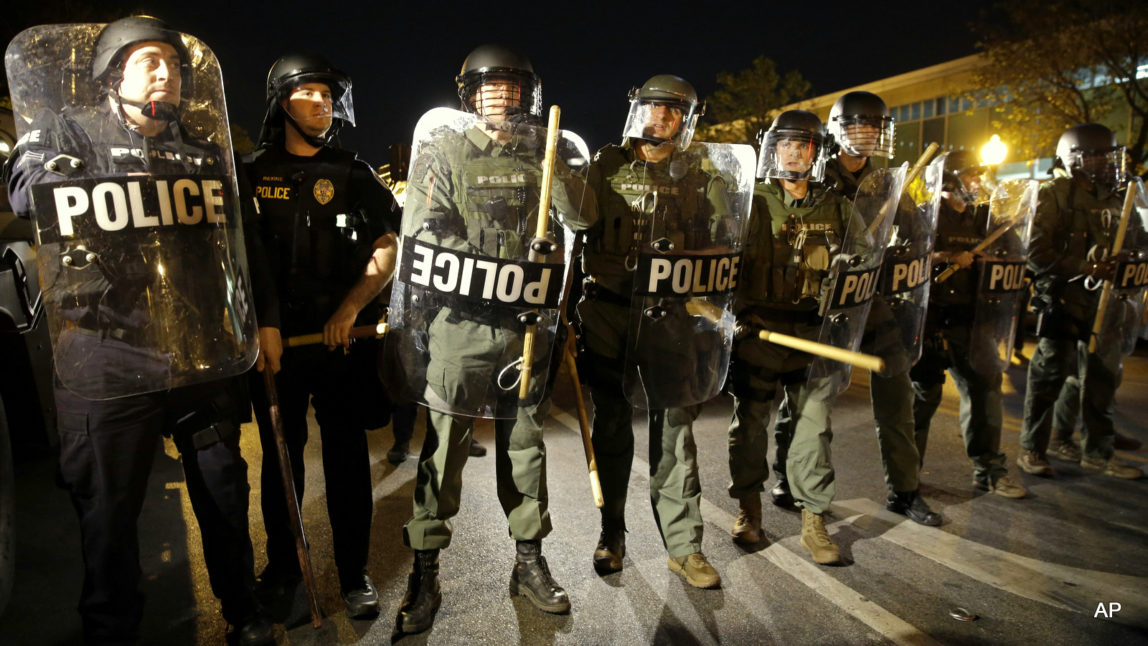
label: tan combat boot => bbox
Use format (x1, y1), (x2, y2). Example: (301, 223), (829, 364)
(667, 552), (721, 589)
(731, 495), (762, 545)
(800, 509), (841, 565)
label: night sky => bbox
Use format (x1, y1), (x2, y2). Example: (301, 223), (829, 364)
(7, 0), (998, 163)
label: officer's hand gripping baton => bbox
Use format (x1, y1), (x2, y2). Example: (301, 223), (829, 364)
(284, 322), (390, 348)
(1087, 182), (1137, 353)
(262, 369), (323, 628)
(518, 105), (563, 400)
(935, 209), (1028, 284)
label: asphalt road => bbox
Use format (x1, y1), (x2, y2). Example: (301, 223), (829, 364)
(2, 340), (1147, 645)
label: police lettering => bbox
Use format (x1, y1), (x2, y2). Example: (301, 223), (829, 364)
(256, 185), (292, 200)
(883, 254), (930, 295)
(399, 237), (562, 308)
(636, 252), (741, 297)
(1118, 261), (1148, 289)
(476, 174), (526, 184)
(620, 183), (681, 196)
(109, 146), (212, 166)
(40, 175), (229, 238)
(982, 261), (1027, 293)
(833, 268), (879, 307)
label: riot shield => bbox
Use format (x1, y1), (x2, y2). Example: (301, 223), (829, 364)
(879, 155), (944, 364)
(812, 164), (907, 394)
(1091, 177), (1148, 371)
(383, 107), (589, 419)
(621, 141), (754, 409)
(5, 24), (257, 400)
(968, 179), (1038, 375)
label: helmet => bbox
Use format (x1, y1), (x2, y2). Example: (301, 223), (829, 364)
(827, 91), (895, 159)
(1055, 122), (1126, 189)
(258, 52), (354, 149)
(941, 150), (987, 204)
(91, 16), (192, 99)
(621, 74), (705, 149)
(455, 44), (541, 121)
(757, 110), (826, 182)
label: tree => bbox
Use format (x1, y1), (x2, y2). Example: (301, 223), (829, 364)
(697, 56), (810, 145)
(971, 0), (1148, 175)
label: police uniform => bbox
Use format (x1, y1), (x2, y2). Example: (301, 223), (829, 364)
(400, 124), (595, 551)
(911, 200), (1010, 483)
(577, 141), (724, 559)
(245, 144), (396, 593)
(728, 178), (850, 515)
(1021, 175), (1135, 461)
(6, 105), (264, 642)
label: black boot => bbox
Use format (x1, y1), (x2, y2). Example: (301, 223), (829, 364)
(397, 549), (442, 634)
(770, 478), (794, 508)
(509, 540), (570, 613)
(886, 490), (942, 526)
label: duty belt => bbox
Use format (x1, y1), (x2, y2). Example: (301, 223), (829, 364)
(582, 278), (630, 307)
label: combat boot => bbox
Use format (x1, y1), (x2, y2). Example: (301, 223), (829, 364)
(770, 478), (794, 508)
(397, 549), (442, 634)
(974, 474), (1027, 498)
(800, 509), (841, 565)
(592, 523), (626, 574)
(885, 490), (942, 526)
(386, 439), (409, 464)
(1048, 439), (1082, 462)
(1017, 449), (1054, 476)
(667, 552), (721, 589)
(1080, 455), (1143, 479)
(731, 494), (762, 545)
(510, 540), (570, 613)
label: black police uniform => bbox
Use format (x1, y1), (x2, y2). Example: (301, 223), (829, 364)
(244, 145), (396, 593)
(5, 105), (264, 642)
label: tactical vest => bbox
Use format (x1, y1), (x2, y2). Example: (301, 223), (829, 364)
(64, 107), (221, 175)
(740, 180), (846, 311)
(583, 144), (715, 295)
(249, 147), (373, 315)
(929, 202), (987, 308)
(449, 134), (544, 260)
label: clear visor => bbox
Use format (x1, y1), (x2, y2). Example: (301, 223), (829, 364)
(283, 76), (355, 127)
(757, 128), (825, 182)
(460, 71), (542, 120)
(1071, 148), (1126, 188)
(832, 115), (895, 158)
(622, 99), (700, 149)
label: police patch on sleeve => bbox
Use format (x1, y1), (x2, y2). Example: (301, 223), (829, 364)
(313, 178), (334, 205)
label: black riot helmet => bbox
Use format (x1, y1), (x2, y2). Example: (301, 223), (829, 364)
(455, 44), (542, 122)
(757, 110), (826, 182)
(258, 52), (355, 149)
(621, 74), (705, 149)
(827, 91), (895, 159)
(941, 149), (987, 203)
(91, 16), (192, 118)
(1055, 122), (1126, 189)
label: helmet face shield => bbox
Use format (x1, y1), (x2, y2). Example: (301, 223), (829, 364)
(279, 73), (354, 127)
(458, 69), (541, 120)
(830, 115), (895, 158)
(1070, 148), (1126, 189)
(621, 96), (701, 149)
(757, 127), (825, 181)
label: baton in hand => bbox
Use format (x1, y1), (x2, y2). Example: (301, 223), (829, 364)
(262, 370), (323, 628)
(1088, 183), (1137, 353)
(284, 322), (390, 348)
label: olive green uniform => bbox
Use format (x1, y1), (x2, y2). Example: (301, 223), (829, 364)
(911, 201), (1009, 483)
(727, 179), (850, 514)
(401, 125), (596, 550)
(577, 141), (727, 557)
(1021, 175), (1135, 460)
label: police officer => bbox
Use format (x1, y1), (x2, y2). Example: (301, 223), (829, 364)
(577, 75), (721, 588)
(394, 44), (596, 634)
(245, 53), (399, 618)
(910, 150), (1027, 498)
(814, 91), (941, 525)
(1018, 123), (1143, 479)
(4, 17), (272, 645)
(727, 110), (852, 564)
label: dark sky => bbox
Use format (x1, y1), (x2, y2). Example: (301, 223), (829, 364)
(8, 0), (998, 162)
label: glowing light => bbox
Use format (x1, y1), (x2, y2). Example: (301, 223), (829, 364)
(981, 134), (1007, 165)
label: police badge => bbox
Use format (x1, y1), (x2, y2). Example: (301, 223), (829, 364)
(313, 178), (334, 205)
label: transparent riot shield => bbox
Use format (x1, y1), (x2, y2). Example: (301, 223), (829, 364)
(879, 155), (944, 365)
(622, 141), (755, 409)
(1091, 177), (1148, 371)
(383, 107), (589, 419)
(5, 24), (257, 400)
(812, 164), (907, 394)
(968, 179), (1038, 375)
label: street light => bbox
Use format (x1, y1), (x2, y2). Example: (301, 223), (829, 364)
(981, 134), (1007, 165)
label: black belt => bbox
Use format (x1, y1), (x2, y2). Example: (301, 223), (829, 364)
(582, 278), (631, 307)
